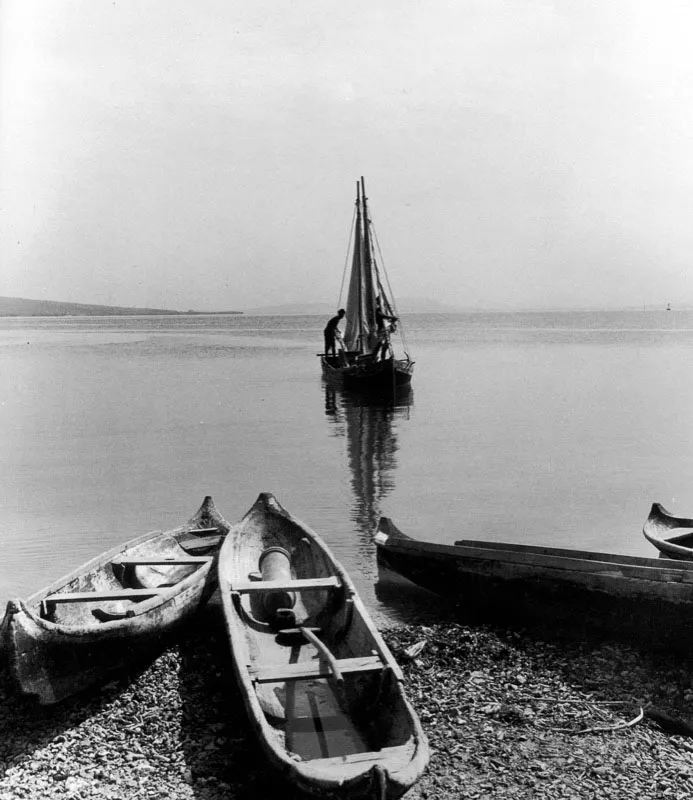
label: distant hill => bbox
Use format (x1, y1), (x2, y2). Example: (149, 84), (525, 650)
(0, 296), (242, 317)
(242, 297), (463, 315)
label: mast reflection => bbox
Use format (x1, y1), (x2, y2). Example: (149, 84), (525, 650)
(323, 383), (412, 551)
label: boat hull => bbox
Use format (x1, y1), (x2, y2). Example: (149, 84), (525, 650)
(375, 519), (693, 649)
(219, 493), (428, 799)
(320, 355), (413, 393)
(643, 502), (693, 560)
(1, 497), (230, 704)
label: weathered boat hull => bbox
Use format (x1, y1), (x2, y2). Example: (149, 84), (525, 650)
(375, 519), (693, 648)
(320, 355), (413, 393)
(1, 496), (230, 704)
(219, 493), (428, 799)
(643, 502), (693, 560)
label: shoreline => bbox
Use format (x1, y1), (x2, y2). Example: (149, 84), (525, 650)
(3, 606), (693, 799)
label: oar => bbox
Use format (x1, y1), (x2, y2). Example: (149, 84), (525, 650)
(300, 626), (344, 684)
(279, 624), (344, 684)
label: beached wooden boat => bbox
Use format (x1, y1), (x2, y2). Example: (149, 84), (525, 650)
(375, 518), (693, 647)
(320, 178), (414, 395)
(219, 493), (428, 799)
(1, 496), (230, 704)
(643, 502), (693, 560)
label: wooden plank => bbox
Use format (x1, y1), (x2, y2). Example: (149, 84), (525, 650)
(184, 527), (219, 534)
(286, 684), (368, 760)
(112, 557), (212, 566)
(288, 715), (355, 733)
(232, 576), (340, 593)
(306, 744), (408, 767)
(46, 588), (165, 604)
(454, 538), (689, 568)
(179, 531), (223, 550)
(252, 655), (382, 683)
(180, 537), (224, 553)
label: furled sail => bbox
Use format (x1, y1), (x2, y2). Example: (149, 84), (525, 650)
(344, 179), (378, 354)
(360, 180), (378, 350)
(344, 185), (364, 351)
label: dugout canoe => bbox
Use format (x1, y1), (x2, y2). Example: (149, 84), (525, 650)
(1, 496), (230, 704)
(374, 517), (693, 648)
(218, 493), (428, 800)
(643, 502), (693, 560)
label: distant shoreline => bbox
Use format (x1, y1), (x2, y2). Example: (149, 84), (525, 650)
(0, 297), (243, 318)
(0, 312), (244, 318)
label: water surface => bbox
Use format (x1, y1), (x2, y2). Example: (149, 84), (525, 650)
(1, 311), (692, 622)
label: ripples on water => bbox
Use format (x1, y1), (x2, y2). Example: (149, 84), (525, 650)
(1, 310), (693, 623)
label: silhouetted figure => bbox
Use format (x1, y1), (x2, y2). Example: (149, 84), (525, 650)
(372, 298), (397, 360)
(324, 309), (346, 357)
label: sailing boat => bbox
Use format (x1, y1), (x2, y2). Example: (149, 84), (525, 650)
(320, 178), (414, 393)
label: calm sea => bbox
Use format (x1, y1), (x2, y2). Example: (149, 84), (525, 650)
(1, 310), (693, 623)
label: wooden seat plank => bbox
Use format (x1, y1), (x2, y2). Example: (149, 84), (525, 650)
(233, 576), (340, 594)
(179, 530), (223, 551)
(45, 588), (165, 604)
(252, 655), (383, 683)
(183, 527), (219, 534)
(112, 557), (212, 566)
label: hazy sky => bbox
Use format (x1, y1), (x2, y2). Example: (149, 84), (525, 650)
(2, 1), (693, 311)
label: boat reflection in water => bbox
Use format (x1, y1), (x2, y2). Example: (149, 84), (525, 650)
(324, 383), (443, 621)
(324, 383), (411, 549)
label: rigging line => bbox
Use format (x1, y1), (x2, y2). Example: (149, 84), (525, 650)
(371, 222), (410, 355)
(337, 203), (358, 309)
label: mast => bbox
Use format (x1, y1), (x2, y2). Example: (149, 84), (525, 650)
(360, 177), (377, 351)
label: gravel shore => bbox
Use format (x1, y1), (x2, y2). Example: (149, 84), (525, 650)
(2, 604), (693, 799)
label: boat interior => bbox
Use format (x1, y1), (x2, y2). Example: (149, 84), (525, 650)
(227, 509), (415, 765)
(38, 527), (222, 625)
(322, 350), (385, 370)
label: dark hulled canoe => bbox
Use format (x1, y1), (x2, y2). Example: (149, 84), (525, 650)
(1, 496), (230, 704)
(219, 493), (428, 800)
(643, 502), (693, 560)
(375, 517), (693, 647)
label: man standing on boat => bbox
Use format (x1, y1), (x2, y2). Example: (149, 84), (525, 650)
(372, 297), (398, 360)
(324, 309), (346, 357)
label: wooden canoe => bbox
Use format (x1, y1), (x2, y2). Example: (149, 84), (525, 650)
(218, 493), (428, 800)
(1, 496), (230, 704)
(375, 517), (693, 647)
(643, 502), (693, 560)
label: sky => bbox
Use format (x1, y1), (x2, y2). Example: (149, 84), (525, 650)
(2, 0), (693, 312)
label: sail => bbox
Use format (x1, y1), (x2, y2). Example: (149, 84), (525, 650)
(344, 190), (364, 351)
(343, 178), (378, 353)
(360, 179), (378, 351)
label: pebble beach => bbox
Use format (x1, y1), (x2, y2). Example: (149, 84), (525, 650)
(3, 601), (693, 800)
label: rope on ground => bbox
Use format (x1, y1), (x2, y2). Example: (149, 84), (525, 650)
(550, 706), (644, 735)
(514, 696), (637, 706)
